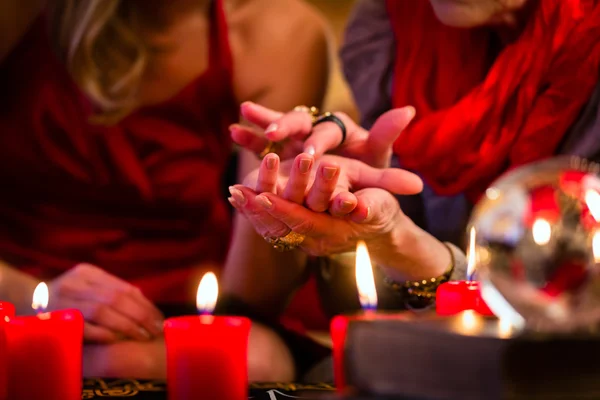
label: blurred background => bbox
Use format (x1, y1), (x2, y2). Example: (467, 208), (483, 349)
(306, 0), (358, 119)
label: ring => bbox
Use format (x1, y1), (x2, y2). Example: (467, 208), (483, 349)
(258, 140), (283, 160)
(264, 231), (306, 252)
(293, 105), (321, 124)
(313, 112), (347, 146)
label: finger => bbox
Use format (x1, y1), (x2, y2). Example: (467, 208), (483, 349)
(233, 185), (291, 238)
(283, 153), (314, 204)
(78, 299), (153, 342)
(348, 164), (423, 195)
(349, 188), (399, 224)
(263, 110), (313, 142)
(305, 162), (340, 212)
(84, 322), (119, 344)
(240, 101), (284, 129)
(329, 191), (358, 217)
(255, 153), (280, 193)
(366, 106), (415, 158)
(90, 285), (163, 337)
(230, 124), (269, 154)
(303, 112), (359, 157)
(252, 192), (332, 236)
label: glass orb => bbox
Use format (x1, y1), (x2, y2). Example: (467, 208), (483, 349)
(469, 156), (600, 334)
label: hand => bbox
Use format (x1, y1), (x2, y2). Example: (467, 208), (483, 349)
(230, 102), (415, 168)
(229, 152), (422, 256)
(48, 263), (164, 343)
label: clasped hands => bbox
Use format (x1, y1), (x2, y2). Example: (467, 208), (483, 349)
(229, 101), (422, 259)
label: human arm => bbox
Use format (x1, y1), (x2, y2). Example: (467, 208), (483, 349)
(0, 0), (45, 63)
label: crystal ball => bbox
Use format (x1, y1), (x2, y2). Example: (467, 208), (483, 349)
(469, 156), (600, 334)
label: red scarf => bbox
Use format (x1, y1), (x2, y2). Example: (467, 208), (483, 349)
(387, 0), (600, 200)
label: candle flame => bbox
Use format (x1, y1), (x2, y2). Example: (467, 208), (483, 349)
(532, 218), (551, 246)
(32, 282), (49, 312)
(585, 189), (600, 222)
(355, 241), (377, 310)
(466, 227), (477, 279)
(593, 230), (600, 263)
(196, 272), (218, 314)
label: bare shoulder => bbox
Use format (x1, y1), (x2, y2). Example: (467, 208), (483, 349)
(226, 0), (331, 106)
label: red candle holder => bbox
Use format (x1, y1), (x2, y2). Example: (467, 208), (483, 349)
(436, 281), (494, 316)
(0, 302), (15, 400)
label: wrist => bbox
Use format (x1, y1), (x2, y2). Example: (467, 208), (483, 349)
(367, 215), (451, 282)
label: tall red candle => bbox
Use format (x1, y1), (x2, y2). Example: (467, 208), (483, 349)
(164, 272), (251, 400)
(0, 302), (15, 400)
(5, 283), (84, 400)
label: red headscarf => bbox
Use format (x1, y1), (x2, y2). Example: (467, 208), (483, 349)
(387, 0), (600, 201)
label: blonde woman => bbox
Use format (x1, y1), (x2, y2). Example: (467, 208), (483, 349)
(0, 0), (330, 380)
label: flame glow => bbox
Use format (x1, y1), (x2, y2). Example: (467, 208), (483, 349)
(466, 227), (477, 279)
(585, 189), (600, 221)
(532, 218), (551, 245)
(498, 319), (513, 338)
(196, 272), (218, 314)
(32, 282), (49, 312)
(593, 230), (600, 263)
(355, 241), (378, 310)
(460, 310), (480, 333)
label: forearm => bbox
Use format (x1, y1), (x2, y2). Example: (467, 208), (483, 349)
(0, 260), (40, 315)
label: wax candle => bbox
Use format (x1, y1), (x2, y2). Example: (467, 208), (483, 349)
(0, 302), (15, 400)
(436, 227), (494, 316)
(5, 283), (84, 400)
(331, 241), (382, 390)
(164, 272), (251, 400)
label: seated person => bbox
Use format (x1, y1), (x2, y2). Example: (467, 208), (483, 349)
(227, 0), (600, 380)
(0, 0), (334, 381)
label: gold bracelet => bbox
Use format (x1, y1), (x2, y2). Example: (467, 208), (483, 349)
(381, 243), (455, 299)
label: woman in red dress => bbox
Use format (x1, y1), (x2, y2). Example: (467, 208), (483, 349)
(0, 0), (331, 380)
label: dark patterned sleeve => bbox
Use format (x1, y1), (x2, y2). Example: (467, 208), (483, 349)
(339, 0), (395, 129)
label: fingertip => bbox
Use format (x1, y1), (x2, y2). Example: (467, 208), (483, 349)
(349, 203), (370, 223)
(405, 105), (416, 121)
(304, 145), (316, 156)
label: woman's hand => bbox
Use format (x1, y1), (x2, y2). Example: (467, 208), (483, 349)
(48, 263), (164, 343)
(230, 102), (415, 168)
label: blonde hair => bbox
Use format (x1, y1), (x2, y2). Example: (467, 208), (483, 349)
(48, 0), (147, 124)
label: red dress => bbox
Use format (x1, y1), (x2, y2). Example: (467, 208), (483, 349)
(0, 1), (238, 305)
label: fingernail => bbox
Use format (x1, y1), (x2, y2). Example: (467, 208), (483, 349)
(406, 106), (416, 120)
(139, 327), (151, 339)
(365, 206), (371, 221)
(305, 145), (316, 156)
(299, 158), (312, 173)
(265, 123), (278, 135)
(322, 166), (338, 180)
(255, 195), (273, 209)
(228, 186), (246, 205)
(266, 155), (277, 170)
(341, 200), (354, 211)
(227, 197), (238, 208)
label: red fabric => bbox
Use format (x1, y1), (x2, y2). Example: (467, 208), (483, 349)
(387, 0), (600, 200)
(0, 0), (238, 304)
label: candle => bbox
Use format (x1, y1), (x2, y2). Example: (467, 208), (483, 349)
(436, 227), (494, 316)
(331, 241), (385, 390)
(0, 302), (14, 400)
(164, 272), (251, 400)
(5, 283), (84, 400)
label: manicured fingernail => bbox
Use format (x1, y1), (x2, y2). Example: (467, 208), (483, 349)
(341, 200), (354, 211)
(266, 155), (277, 170)
(299, 158), (312, 173)
(255, 195), (273, 209)
(139, 327), (151, 339)
(228, 186), (246, 205)
(265, 123), (278, 135)
(322, 166), (338, 180)
(406, 106), (416, 120)
(305, 145), (316, 156)
(227, 197), (239, 208)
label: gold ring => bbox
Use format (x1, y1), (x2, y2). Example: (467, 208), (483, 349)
(264, 231), (306, 252)
(293, 105), (321, 124)
(258, 140), (283, 160)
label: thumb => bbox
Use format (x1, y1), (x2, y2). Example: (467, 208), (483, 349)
(367, 106), (415, 157)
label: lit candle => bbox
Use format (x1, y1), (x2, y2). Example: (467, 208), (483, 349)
(331, 241), (386, 390)
(164, 272), (251, 400)
(5, 282), (84, 400)
(0, 302), (14, 400)
(436, 227), (494, 316)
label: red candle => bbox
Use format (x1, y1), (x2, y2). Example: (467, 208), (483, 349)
(331, 241), (382, 391)
(0, 302), (15, 400)
(436, 227), (494, 316)
(164, 272), (251, 400)
(5, 283), (84, 400)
